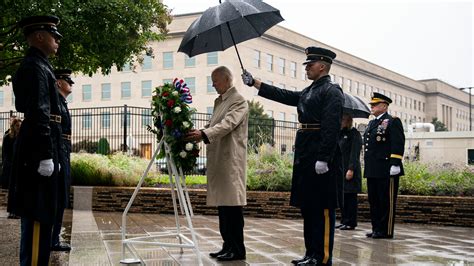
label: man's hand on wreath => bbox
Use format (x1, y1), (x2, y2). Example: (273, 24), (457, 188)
(184, 129), (202, 142)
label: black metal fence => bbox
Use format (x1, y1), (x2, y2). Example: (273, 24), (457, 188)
(0, 105), (298, 160)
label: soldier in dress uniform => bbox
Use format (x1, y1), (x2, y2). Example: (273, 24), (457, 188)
(242, 47), (344, 265)
(363, 92), (405, 239)
(51, 69), (73, 252)
(11, 15), (63, 265)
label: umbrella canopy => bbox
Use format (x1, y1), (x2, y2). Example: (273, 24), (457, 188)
(343, 93), (371, 118)
(178, 0), (284, 70)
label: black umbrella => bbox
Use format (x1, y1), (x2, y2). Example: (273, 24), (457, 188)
(343, 93), (371, 118)
(177, 0), (284, 71)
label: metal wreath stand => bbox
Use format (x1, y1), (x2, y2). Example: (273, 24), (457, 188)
(120, 133), (202, 265)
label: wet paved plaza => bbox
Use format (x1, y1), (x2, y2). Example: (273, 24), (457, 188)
(1, 206), (473, 265)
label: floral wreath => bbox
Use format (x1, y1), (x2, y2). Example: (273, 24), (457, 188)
(148, 78), (200, 173)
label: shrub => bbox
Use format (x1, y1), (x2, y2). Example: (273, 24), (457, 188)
(70, 150), (474, 197)
(247, 144), (293, 191)
(97, 138), (110, 155)
(71, 152), (161, 186)
(72, 140), (98, 153)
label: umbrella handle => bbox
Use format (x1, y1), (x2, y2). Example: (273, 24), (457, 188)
(225, 21), (245, 72)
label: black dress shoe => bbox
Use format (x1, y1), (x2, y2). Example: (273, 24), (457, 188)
(339, 225), (355, 230)
(51, 243), (71, 251)
(209, 249), (228, 258)
(297, 257), (318, 265)
(371, 232), (393, 239)
(216, 251), (246, 261)
(366, 232), (374, 238)
(291, 255), (310, 265)
(335, 224), (344, 229)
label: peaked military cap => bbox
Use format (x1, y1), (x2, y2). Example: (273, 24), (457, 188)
(303, 46), (337, 65)
(54, 69), (74, 85)
(369, 92), (392, 105)
(18, 15), (62, 39)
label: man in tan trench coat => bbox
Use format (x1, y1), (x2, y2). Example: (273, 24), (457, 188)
(185, 66), (249, 262)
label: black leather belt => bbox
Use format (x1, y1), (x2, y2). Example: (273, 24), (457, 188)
(62, 134), (71, 140)
(50, 114), (62, 123)
(298, 123), (321, 130)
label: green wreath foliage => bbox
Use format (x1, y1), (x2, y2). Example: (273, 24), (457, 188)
(148, 79), (200, 173)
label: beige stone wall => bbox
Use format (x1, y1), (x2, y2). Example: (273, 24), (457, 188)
(0, 13), (471, 133)
(406, 131), (474, 165)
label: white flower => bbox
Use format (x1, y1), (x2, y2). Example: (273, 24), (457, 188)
(185, 143), (194, 151)
(172, 91), (179, 96)
(182, 121), (190, 128)
(179, 151), (187, 158)
(173, 106), (182, 113)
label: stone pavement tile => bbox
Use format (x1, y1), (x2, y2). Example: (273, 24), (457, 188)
(69, 246), (111, 265)
(71, 232), (106, 248)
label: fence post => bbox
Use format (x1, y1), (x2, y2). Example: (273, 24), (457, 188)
(123, 104), (128, 152)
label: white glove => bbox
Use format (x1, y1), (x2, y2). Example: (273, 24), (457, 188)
(390, 165), (401, 176)
(241, 70), (255, 86)
(38, 159), (54, 177)
(315, 161), (329, 174)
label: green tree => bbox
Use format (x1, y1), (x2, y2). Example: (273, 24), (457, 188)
(431, 117), (448, 131)
(247, 100), (274, 151)
(0, 0), (171, 85)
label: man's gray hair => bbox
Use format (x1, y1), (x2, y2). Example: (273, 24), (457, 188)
(212, 66), (234, 84)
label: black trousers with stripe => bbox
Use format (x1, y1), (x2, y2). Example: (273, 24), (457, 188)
(217, 206), (246, 257)
(20, 218), (53, 266)
(367, 176), (399, 236)
(301, 207), (336, 265)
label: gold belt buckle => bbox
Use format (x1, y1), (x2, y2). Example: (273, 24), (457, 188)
(50, 115), (61, 123)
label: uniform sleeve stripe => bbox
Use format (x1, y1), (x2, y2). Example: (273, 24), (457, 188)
(390, 154), (403, 159)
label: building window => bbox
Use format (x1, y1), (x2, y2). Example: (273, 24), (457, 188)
(302, 66), (307, 80)
(82, 84), (92, 101)
(254, 50), (261, 68)
(278, 112), (285, 121)
(163, 52), (173, 69)
(290, 62), (297, 78)
(142, 109), (151, 127)
(0, 91), (4, 107)
(360, 83), (366, 96)
(122, 62), (132, 72)
(207, 76), (215, 93)
(82, 113), (92, 129)
(141, 80), (152, 97)
(278, 57), (285, 75)
(266, 54), (273, 71)
(121, 82), (131, 99)
(353, 81), (359, 95)
(207, 52), (218, 65)
(101, 83), (111, 100)
(142, 55), (152, 70)
(11, 93), (15, 106)
(346, 79), (352, 92)
(184, 54), (195, 67)
(185, 77), (196, 94)
(66, 93), (73, 103)
(101, 112), (110, 128)
(290, 114), (297, 122)
(206, 106), (214, 114)
(338, 76), (344, 87)
(266, 110), (273, 118)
